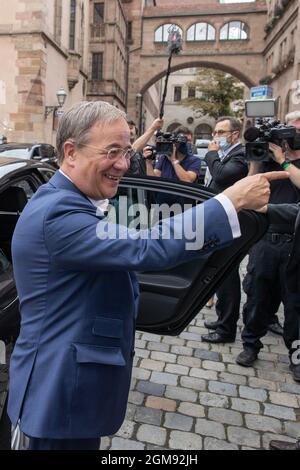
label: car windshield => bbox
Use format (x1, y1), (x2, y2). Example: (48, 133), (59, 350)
(197, 148), (208, 160)
(0, 148), (31, 159)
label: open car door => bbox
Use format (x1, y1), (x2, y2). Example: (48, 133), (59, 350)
(113, 176), (268, 335)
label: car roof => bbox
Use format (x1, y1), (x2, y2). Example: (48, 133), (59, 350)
(0, 156), (24, 166)
(0, 156), (54, 174)
(0, 143), (53, 150)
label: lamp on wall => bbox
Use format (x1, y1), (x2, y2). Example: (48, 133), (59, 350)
(45, 87), (67, 119)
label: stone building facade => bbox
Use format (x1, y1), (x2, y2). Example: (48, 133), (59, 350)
(125, 0), (268, 121)
(0, 0), (90, 145)
(263, 0), (300, 119)
(161, 68), (216, 139)
(0, 0), (299, 144)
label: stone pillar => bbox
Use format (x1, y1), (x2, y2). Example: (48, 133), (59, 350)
(10, 34), (46, 142)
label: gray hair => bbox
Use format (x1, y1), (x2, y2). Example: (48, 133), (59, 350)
(56, 101), (126, 164)
(285, 111), (300, 125)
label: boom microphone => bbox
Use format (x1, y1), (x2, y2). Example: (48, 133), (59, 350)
(244, 127), (260, 142)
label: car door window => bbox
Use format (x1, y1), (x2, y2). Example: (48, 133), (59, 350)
(0, 178), (36, 261)
(114, 177), (268, 335)
(38, 168), (56, 182)
(112, 185), (198, 229)
(12, 180), (35, 201)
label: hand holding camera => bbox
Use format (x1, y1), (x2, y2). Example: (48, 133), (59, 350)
(269, 143), (285, 165)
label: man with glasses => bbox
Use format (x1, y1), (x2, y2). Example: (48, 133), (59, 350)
(8, 101), (286, 450)
(202, 117), (248, 344)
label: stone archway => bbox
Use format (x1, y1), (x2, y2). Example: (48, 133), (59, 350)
(140, 60), (256, 96)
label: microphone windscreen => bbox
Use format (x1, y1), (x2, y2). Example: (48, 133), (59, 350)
(244, 127), (260, 142)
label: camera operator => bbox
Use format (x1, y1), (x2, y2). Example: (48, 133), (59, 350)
(237, 111), (300, 373)
(143, 126), (201, 184)
(125, 118), (164, 177)
(202, 117), (248, 344)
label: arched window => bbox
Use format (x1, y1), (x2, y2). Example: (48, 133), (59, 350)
(194, 124), (213, 141)
(187, 23), (216, 42)
(220, 21), (249, 40)
(284, 90), (291, 117)
(167, 122), (182, 133)
(154, 24), (183, 43)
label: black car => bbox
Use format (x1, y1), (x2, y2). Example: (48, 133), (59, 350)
(0, 143), (58, 168)
(0, 157), (268, 449)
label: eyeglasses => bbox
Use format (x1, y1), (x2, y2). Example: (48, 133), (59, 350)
(75, 143), (136, 162)
(212, 130), (232, 136)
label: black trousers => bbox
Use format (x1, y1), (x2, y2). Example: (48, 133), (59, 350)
(215, 265), (241, 339)
(28, 437), (101, 450)
(242, 236), (299, 356)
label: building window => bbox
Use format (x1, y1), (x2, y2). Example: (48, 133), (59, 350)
(174, 86), (182, 102)
(167, 123), (181, 133)
(187, 23), (216, 41)
(127, 21), (133, 42)
(188, 87), (196, 98)
(92, 52), (103, 80)
(94, 3), (104, 24)
(155, 24), (183, 43)
(195, 123), (213, 140)
(220, 21), (249, 40)
(69, 0), (76, 50)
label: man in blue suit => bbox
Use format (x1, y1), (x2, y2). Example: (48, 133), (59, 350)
(8, 101), (287, 450)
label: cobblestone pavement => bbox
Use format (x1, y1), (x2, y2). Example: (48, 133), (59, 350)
(101, 262), (300, 450)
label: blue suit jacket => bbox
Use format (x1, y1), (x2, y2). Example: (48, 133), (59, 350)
(8, 171), (234, 438)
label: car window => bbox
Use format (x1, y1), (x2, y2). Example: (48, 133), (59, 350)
(0, 249), (9, 275)
(111, 186), (198, 228)
(13, 180), (35, 201)
(38, 168), (56, 182)
(0, 148), (31, 159)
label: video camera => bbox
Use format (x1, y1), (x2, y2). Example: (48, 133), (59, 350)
(146, 131), (188, 160)
(244, 99), (299, 161)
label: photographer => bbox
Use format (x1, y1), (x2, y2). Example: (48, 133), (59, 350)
(237, 111), (300, 374)
(144, 126), (201, 184)
(125, 118), (164, 177)
(202, 117), (248, 344)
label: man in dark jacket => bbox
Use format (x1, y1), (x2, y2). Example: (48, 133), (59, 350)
(202, 117), (248, 343)
(204, 117), (248, 193)
(266, 202), (300, 451)
(265, 203), (300, 378)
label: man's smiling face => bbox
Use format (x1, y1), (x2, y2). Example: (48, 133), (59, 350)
(62, 118), (131, 200)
